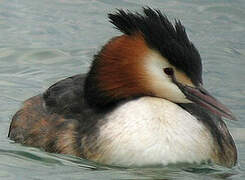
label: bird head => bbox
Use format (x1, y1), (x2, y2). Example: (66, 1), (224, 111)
(84, 8), (236, 120)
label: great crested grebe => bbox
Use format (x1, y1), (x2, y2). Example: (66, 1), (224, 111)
(8, 8), (237, 168)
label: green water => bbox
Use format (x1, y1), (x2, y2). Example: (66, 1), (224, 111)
(0, 0), (244, 179)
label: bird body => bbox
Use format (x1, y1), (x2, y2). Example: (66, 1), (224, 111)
(8, 8), (237, 168)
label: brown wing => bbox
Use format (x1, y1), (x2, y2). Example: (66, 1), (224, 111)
(8, 74), (106, 158)
(8, 95), (82, 157)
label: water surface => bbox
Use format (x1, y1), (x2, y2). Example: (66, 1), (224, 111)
(0, 0), (244, 179)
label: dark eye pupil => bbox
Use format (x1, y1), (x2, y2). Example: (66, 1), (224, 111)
(164, 68), (173, 76)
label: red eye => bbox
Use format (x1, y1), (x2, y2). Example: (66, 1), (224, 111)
(163, 67), (174, 76)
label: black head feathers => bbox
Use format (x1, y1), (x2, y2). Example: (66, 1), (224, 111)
(108, 8), (203, 85)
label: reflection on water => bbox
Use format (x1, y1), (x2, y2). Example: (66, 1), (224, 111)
(0, 0), (244, 179)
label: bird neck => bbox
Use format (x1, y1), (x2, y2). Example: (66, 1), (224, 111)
(84, 34), (150, 110)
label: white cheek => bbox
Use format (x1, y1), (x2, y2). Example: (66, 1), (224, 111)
(144, 50), (191, 103)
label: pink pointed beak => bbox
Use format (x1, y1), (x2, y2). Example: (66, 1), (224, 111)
(181, 85), (236, 120)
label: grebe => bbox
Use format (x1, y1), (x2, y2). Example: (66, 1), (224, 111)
(8, 8), (237, 168)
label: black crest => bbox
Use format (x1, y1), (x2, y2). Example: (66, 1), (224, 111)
(108, 8), (203, 85)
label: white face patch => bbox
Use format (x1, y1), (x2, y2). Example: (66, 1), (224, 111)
(143, 50), (193, 103)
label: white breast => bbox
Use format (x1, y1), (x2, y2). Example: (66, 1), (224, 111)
(96, 97), (214, 166)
